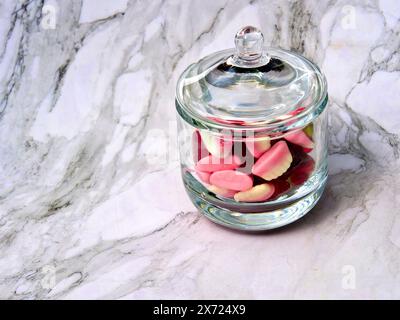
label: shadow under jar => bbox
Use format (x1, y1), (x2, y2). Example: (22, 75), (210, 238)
(176, 26), (328, 231)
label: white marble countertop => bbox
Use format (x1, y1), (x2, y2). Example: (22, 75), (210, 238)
(0, 0), (399, 299)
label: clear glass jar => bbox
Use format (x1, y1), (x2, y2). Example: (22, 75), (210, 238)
(176, 26), (328, 231)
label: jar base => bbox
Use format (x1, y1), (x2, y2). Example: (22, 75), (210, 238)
(186, 177), (327, 231)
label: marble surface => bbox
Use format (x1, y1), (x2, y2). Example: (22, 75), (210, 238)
(0, 0), (399, 299)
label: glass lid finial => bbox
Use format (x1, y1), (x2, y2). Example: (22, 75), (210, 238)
(230, 26), (270, 68)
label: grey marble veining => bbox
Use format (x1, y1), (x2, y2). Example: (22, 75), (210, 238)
(0, 0), (399, 299)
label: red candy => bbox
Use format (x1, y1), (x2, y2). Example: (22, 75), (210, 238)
(270, 179), (291, 199)
(288, 156), (315, 186)
(192, 130), (209, 163)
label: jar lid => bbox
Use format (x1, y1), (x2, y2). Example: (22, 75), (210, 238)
(176, 26), (328, 133)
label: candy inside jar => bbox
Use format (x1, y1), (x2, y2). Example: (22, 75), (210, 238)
(190, 123), (316, 203)
(176, 26), (328, 230)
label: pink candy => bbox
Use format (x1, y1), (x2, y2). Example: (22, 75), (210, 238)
(210, 170), (253, 191)
(196, 170), (211, 184)
(284, 130), (314, 149)
(252, 141), (293, 181)
(195, 155), (243, 173)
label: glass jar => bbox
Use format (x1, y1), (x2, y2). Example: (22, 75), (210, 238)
(176, 26), (328, 231)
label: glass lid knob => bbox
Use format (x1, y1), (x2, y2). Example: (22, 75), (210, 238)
(230, 26), (270, 68)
